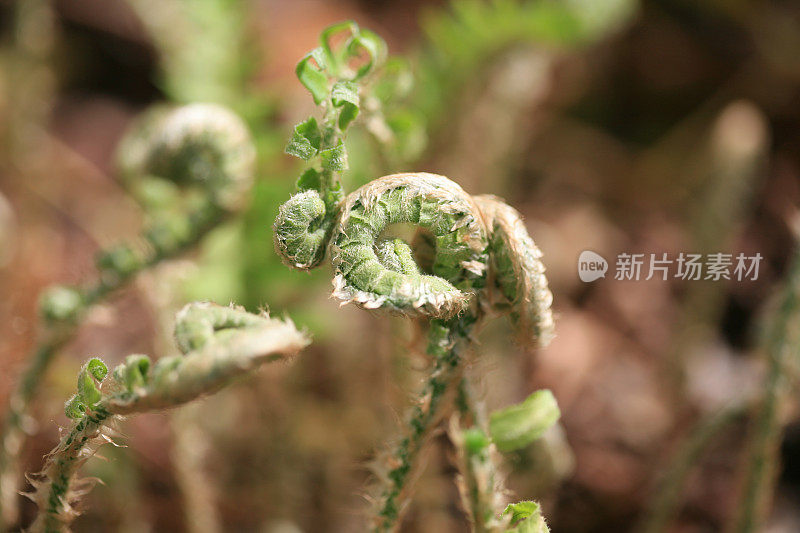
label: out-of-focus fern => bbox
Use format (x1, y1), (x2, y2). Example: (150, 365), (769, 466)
(127, 0), (253, 106)
(413, 0), (637, 139)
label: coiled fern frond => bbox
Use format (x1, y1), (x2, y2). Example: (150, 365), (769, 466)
(28, 303), (308, 533)
(275, 171), (554, 343)
(330, 173), (489, 319)
(273, 21), (556, 532)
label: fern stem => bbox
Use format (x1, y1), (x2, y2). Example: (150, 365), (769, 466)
(29, 303), (308, 532)
(638, 404), (746, 533)
(453, 379), (507, 533)
(1, 100), (256, 529)
(374, 317), (474, 532)
(734, 248), (800, 532)
(0, 207), (225, 527)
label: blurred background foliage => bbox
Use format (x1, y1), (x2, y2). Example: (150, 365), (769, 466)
(1, 0), (800, 531)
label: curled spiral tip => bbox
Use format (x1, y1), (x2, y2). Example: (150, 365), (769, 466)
(474, 195), (555, 347)
(273, 189), (333, 270)
(173, 301), (266, 354)
(272, 174), (554, 343)
(329, 173), (489, 319)
(118, 103), (256, 210)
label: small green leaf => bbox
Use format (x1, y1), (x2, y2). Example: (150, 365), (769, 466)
(64, 394), (86, 420)
(504, 501), (549, 532)
(320, 141), (348, 171)
(331, 80), (359, 107)
(373, 57), (413, 102)
(320, 21), (359, 74)
(348, 28), (387, 79)
(118, 354), (151, 391)
(86, 358), (109, 381)
(96, 244), (140, 278)
(338, 104), (359, 130)
(296, 168), (322, 191)
(295, 48), (329, 104)
(504, 501), (540, 524)
(285, 117), (322, 160)
(77, 358), (108, 407)
(39, 285), (84, 324)
(386, 111), (427, 161)
(489, 389), (560, 452)
(331, 81), (360, 129)
(463, 427), (490, 455)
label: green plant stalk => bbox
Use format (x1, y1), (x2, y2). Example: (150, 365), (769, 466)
(734, 247), (800, 533)
(3, 101), (256, 529)
(638, 404), (746, 533)
(29, 303), (309, 533)
(374, 316), (475, 532)
(32, 406), (113, 533)
(0, 206), (225, 525)
(453, 380), (506, 533)
(144, 262), (223, 533)
(278, 168), (554, 530)
(274, 22), (555, 532)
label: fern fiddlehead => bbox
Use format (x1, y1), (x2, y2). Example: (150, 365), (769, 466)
(273, 21), (555, 532)
(275, 170), (555, 530)
(29, 303), (309, 533)
(331, 173), (489, 317)
(0, 102), (255, 528)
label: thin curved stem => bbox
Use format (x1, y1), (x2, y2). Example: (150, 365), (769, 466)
(637, 404), (746, 533)
(734, 247), (800, 533)
(29, 304), (309, 533)
(0, 206), (226, 528)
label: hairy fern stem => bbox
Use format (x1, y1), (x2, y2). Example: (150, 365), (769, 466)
(28, 303), (309, 532)
(274, 22), (555, 532)
(375, 317), (475, 531)
(0, 103), (255, 528)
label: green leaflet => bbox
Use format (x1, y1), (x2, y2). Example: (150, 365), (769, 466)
(320, 141), (349, 171)
(63, 395), (86, 420)
(296, 168), (322, 191)
(504, 501), (540, 523)
(295, 48), (329, 104)
(320, 21), (386, 80)
(38, 286), (83, 325)
(332, 81), (360, 129)
(76, 358), (108, 408)
(504, 501), (549, 533)
(463, 427), (491, 455)
(348, 28), (387, 79)
(285, 117), (322, 160)
(114, 354), (151, 392)
(489, 390), (560, 452)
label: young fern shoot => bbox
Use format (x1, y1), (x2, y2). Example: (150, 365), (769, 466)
(273, 22), (556, 532)
(29, 303), (309, 533)
(0, 103), (256, 528)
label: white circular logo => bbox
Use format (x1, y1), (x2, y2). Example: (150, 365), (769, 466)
(578, 250), (608, 282)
